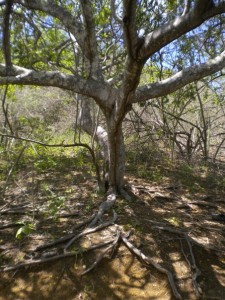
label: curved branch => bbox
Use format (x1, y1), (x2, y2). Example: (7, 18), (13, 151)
(1, 85), (14, 134)
(0, 64), (114, 109)
(110, 0), (122, 23)
(138, 1), (225, 60)
(0, 132), (101, 184)
(134, 50), (225, 103)
(14, 0), (85, 48)
(182, 0), (192, 16)
(121, 234), (182, 299)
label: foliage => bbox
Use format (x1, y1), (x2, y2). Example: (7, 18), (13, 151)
(47, 195), (66, 219)
(16, 223), (35, 239)
(0, 0), (225, 192)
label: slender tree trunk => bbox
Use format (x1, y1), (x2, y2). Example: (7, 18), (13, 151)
(107, 118), (125, 193)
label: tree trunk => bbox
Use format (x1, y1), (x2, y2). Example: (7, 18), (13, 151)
(106, 118), (126, 193)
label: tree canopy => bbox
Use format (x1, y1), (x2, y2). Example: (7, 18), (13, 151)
(0, 0), (225, 193)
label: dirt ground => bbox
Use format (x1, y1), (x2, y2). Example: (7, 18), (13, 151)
(0, 163), (225, 300)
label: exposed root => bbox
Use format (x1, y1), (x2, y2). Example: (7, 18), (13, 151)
(1, 194), (183, 300)
(120, 233), (182, 300)
(180, 236), (202, 298)
(80, 227), (121, 275)
(88, 193), (116, 227)
(72, 213), (96, 231)
(2, 240), (115, 272)
(64, 210), (117, 251)
(154, 225), (204, 298)
(3, 193), (217, 300)
(118, 188), (132, 201)
(153, 225), (225, 252)
(34, 233), (75, 252)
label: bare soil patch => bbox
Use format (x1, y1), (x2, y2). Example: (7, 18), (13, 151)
(0, 163), (225, 300)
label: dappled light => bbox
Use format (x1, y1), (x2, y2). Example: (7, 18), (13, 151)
(1, 1), (225, 299)
(1, 153), (225, 299)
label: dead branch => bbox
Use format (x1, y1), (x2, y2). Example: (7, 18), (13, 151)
(1, 85), (14, 134)
(120, 234), (182, 300)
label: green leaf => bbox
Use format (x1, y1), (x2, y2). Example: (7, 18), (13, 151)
(95, 6), (110, 25)
(16, 224), (34, 239)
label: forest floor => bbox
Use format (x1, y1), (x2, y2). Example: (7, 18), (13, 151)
(0, 155), (225, 300)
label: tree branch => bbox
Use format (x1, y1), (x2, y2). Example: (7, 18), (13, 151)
(1, 85), (14, 134)
(193, 0), (215, 15)
(79, 0), (101, 79)
(3, 0), (13, 72)
(122, 0), (139, 60)
(0, 132), (101, 184)
(134, 50), (225, 102)
(14, 0), (85, 48)
(0, 64), (114, 108)
(138, 1), (225, 60)
(182, 0), (192, 16)
(110, 0), (122, 23)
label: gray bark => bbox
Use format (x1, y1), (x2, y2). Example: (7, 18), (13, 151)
(1, 0), (225, 193)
